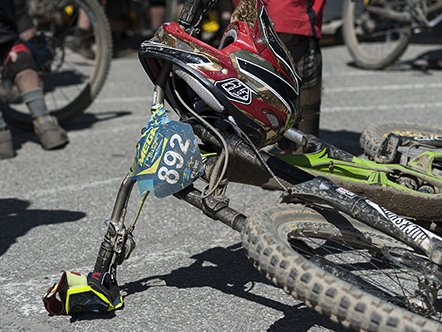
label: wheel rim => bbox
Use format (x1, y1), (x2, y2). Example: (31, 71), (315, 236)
(280, 219), (442, 322)
(344, 0), (412, 67)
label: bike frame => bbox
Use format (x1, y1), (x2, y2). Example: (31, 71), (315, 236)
(273, 138), (442, 221)
(102, 54), (442, 275)
(96, 0), (442, 290)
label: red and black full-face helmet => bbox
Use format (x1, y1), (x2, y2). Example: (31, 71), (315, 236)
(138, 0), (302, 148)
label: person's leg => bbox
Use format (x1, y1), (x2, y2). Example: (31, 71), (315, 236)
(298, 81), (321, 137)
(3, 42), (68, 150)
(278, 34), (322, 137)
(0, 113), (14, 159)
(149, 0), (165, 32)
(105, 0), (130, 57)
(72, 9), (95, 59)
(0, 41), (16, 158)
(15, 70), (68, 149)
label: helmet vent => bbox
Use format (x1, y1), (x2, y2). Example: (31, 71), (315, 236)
(265, 112), (280, 131)
(219, 28), (238, 49)
(176, 39), (194, 51)
(173, 65), (225, 113)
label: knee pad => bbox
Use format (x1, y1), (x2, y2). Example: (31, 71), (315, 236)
(2, 41), (36, 81)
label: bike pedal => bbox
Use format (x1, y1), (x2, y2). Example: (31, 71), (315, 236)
(375, 133), (401, 164)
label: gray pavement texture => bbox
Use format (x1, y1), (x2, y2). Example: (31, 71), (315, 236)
(1, 42), (442, 332)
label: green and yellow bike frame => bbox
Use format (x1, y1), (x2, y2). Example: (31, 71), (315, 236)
(274, 139), (442, 223)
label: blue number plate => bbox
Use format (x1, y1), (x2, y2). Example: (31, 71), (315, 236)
(129, 104), (204, 198)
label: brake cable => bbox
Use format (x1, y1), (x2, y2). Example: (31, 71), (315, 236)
(171, 72), (229, 198)
(224, 118), (288, 191)
(170, 67), (288, 194)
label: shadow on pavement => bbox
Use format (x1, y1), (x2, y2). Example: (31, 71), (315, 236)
(63, 110), (133, 131)
(405, 48), (442, 71)
(8, 110), (132, 149)
(122, 243), (346, 332)
(319, 129), (363, 157)
(0, 198), (86, 256)
(68, 311), (117, 323)
(345, 47), (442, 73)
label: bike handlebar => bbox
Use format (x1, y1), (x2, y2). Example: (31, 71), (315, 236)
(178, 0), (203, 28)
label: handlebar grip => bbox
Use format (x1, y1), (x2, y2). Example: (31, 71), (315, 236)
(178, 0), (203, 28)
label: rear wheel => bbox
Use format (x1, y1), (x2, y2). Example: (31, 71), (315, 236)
(242, 203), (442, 332)
(342, 0), (412, 69)
(1, 0), (112, 130)
(360, 121), (442, 163)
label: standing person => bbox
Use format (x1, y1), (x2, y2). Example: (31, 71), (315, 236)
(102, 0), (131, 57)
(266, 0), (325, 139)
(233, 0), (325, 141)
(149, 0), (166, 33)
(0, 0), (68, 159)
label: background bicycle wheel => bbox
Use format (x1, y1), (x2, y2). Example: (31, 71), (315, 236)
(0, 0), (112, 130)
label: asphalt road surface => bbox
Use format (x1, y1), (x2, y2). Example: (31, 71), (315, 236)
(1, 41), (442, 332)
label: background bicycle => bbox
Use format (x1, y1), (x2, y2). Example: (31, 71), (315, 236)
(0, 0), (112, 130)
(342, 0), (442, 69)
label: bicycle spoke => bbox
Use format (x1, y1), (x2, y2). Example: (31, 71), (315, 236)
(291, 228), (442, 318)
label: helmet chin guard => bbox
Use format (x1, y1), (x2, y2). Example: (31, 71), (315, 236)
(139, 0), (302, 148)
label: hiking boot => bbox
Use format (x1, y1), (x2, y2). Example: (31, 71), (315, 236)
(0, 128), (15, 159)
(33, 116), (68, 150)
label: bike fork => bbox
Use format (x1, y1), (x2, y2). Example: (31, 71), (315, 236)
(94, 173), (136, 279)
(94, 61), (175, 277)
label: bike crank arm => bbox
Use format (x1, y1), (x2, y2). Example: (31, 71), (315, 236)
(280, 176), (442, 266)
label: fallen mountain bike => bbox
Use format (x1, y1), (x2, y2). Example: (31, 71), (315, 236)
(0, 0), (112, 130)
(93, 0), (442, 331)
(342, 0), (442, 69)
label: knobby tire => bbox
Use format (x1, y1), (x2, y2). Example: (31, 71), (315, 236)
(360, 120), (442, 161)
(241, 203), (442, 332)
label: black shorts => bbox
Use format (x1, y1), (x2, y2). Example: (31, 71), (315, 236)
(278, 33), (322, 89)
(150, 0), (166, 5)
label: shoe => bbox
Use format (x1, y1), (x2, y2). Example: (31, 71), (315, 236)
(33, 116), (68, 150)
(0, 128), (15, 159)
